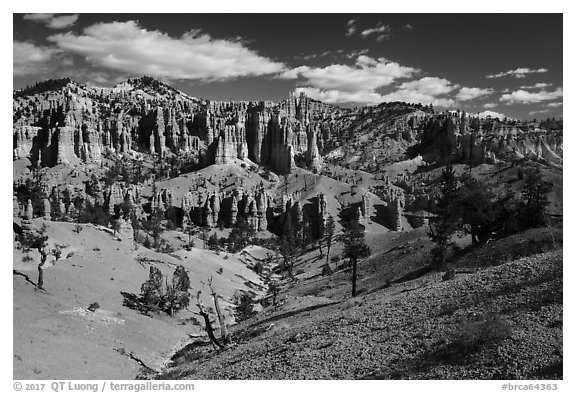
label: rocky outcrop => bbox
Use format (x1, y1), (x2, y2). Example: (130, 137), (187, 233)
(13, 195), (20, 217)
(13, 79), (562, 176)
(390, 198), (403, 231)
(56, 126), (78, 165)
(214, 123), (248, 164)
(25, 199), (33, 220)
(13, 124), (39, 160)
(307, 126), (323, 173)
(230, 195), (239, 226)
(361, 193), (371, 220)
(43, 198), (51, 220)
(14, 81), (336, 174)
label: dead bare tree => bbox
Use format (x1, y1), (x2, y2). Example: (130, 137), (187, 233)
(37, 246), (48, 290)
(193, 291), (225, 350)
(208, 277), (230, 345)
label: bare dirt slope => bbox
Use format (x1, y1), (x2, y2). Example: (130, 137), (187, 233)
(13, 219), (265, 379)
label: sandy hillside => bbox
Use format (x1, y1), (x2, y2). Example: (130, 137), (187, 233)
(13, 219), (266, 379)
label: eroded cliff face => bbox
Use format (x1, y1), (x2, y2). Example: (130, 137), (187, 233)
(13, 81), (339, 175)
(417, 112), (563, 166)
(13, 79), (562, 178)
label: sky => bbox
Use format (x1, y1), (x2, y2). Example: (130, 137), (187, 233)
(13, 13), (563, 120)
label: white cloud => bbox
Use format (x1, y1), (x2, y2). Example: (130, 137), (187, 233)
(455, 86), (494, 101)
(297, 48), (370, 61)
(295, 87), (455, 107)
(403, 24), (415, 30)
(13, 41), (60, 76)
(345, 49), (370, 59)
(23, 13), (53, 22)
(360, 25), (392, 38)
(500, 88), (563, 104)
(546, 102), (563, 108)
(294, 75), (457, 108)
(528, 109), (550, 116)
(520, 82), (552, 89)
(483, 102), (498, 109)
(295, 87), (385, 106)
(399, 77), (457, 96)
(346, 18), (358, 36)
(486, 67), (548, 79)
(47, 20), (285, 82)
(381, 89), (456, 108)
(23, 13), (78, 29)
(279, 55), (418, 92)
(478, 110), (507, 120)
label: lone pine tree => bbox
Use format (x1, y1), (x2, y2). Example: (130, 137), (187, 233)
(324, 215), (336, 265)
(428, 164), (459, 268)
(342, 220), (370, 297)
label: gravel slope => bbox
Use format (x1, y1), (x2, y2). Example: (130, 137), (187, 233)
(160, 250), (562, 380)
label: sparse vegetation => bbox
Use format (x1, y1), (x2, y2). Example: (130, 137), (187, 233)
(129, 265), (191, 316)
(234, 292), (257, 322)
(342, 220), (370, 297)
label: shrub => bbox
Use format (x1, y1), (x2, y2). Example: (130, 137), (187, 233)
(447, 312), (511, 354)
(321, 263), (333, 276)
(442, 269), (455, 281)
(234, 292), (257, 322)
(207, 233), (220, 251)
(252, 261), (264, 275)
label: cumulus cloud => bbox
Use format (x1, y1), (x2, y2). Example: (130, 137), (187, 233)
(294, 75), (457, 108)
(23, 13), (78, 29)
(294, 87), (385, 106)
(546, 102), (562, 108)
(279, 55), (418, 92)
(398, 77), (457, 96)
(456, 86), (494, 101)
(478, 110), (507, 120)
(520, 82), (552, 89)
(500, 88), (563, 104)
(486, 67), (548, 79)
(47, 20), (285, 82)
(483, 102), (498, 109)
(345, 49), (370, 59)
(13, 40), (61, 76)
(381, 89), (456, 108)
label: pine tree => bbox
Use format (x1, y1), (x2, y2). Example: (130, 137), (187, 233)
(342, 220), (370, 297)
(427, 164), (460, 268)
(140, 266), (164, 311)
(166, 265), (191, 316)
(324, 215), (336, 265)
(456, 172), (498, 244)
(234, 292), (257, 322)
(518, 167), (551, 229)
